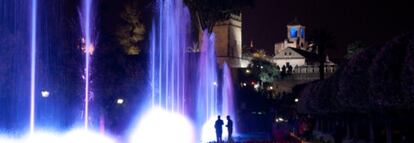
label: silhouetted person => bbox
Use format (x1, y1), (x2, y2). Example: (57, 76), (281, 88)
(287, 64), (293, 75)
(215, 115), (224, 142)
(281, 65), (287, 78)
(226, 115), (233, 141)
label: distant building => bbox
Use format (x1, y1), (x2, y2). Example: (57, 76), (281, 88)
(272, 19), (336, 75)
(270, 19), (337, 94)
(211, 17), (338, 94)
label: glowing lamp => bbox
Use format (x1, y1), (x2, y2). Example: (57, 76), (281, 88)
(41, 90), (50, 98)
(116, 98), (124, 105)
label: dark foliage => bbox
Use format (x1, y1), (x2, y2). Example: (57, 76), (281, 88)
(248, 58), (279, 84)
(309, 29), (335, 80)
(297, 33), (414, 115)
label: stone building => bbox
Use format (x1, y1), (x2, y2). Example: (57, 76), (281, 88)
(212, 14), (250, 68)
(272, 19), (336, 75)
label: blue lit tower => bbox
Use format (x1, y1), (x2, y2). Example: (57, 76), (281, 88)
(287, 18), (307, 50)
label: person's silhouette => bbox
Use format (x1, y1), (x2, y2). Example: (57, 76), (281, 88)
(214, 115), (224, 142)
(226, 115), (233, 141)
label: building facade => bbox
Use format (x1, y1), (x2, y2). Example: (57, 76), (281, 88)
(270, 19), (336, 94)
(272, 19), (336, 75)
(212, 14), (250, 68)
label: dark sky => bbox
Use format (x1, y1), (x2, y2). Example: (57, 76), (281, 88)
(93, 0), (414, 59)
(242, 0), (414, 58)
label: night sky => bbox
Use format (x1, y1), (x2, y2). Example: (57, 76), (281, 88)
(242, 0), (414, 58)
(93, 0), (414, 59)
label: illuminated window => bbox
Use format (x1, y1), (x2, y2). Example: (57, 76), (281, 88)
(290, 28), (298, 38)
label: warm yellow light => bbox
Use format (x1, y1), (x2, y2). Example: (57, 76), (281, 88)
(82, 44), (95, 55)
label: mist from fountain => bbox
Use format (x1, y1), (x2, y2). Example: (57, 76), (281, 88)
(129, 0), (194, 142)
(221, 62), (236, 138)
(149, 0), (190, 113)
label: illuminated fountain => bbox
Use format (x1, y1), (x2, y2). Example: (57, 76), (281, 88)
(29, 0), (38, 135)
(80, 0), (95, 130)
(199, 60), (237, 142)
(0, 0), (116, 142)
(130, 0), (237, 142)
(129, 0), (194, 143)
(222, 63), (235, 123)
(198, 32), (220, 142)
(221, 63), (236, 139)
(0, 0), (236, 142)
(148, 0), (189, 113)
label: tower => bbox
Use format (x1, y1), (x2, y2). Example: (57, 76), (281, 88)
(287, 18), (306, 50)
(213, 14), (247, 68)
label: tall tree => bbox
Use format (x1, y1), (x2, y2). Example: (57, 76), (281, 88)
(248, 58), (278, 84)
(116, 3), (146, 55)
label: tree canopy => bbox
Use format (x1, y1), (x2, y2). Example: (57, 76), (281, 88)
(248, 58), (279, 84)
(297, 33), (414, 115)
(116, 3), (146, 55)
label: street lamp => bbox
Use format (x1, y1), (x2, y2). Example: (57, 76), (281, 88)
(294, 98), (299, 103)
(41, 90), (50, 98)
(245, 69), (251, 74)
(268, 86), (274, 90)
(116, 98), (125, 105)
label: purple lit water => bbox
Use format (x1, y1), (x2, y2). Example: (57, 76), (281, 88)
(1, 0), (102, 139)
(150, 0), (190, 113)
(29, 0), (38, 135)
(146, 0), (236, 142)
(80, 0), (95, 130)
(222, 63), (236, 136)
(197, 32), (218, 122)
(0, 0), (237, 142)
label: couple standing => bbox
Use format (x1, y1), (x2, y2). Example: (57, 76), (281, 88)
(214, 115), (233, 143)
